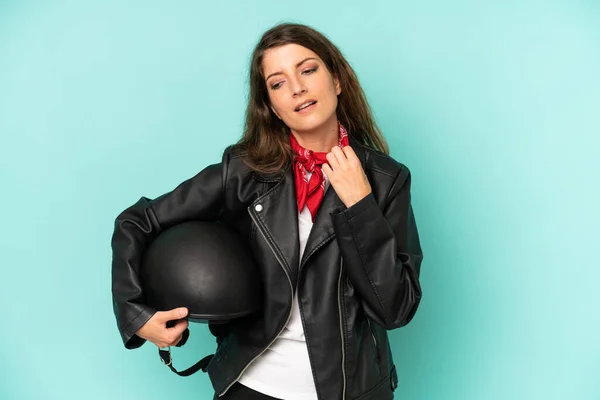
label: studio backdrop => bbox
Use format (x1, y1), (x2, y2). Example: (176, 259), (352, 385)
(0, 1), (598, 399)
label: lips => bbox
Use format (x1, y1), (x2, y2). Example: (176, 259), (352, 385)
(295, 100), (317, 112)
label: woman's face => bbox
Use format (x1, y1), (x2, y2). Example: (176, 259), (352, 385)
(262, 43), (341, 134)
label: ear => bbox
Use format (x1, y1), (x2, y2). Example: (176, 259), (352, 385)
(334, 75), (342, 95)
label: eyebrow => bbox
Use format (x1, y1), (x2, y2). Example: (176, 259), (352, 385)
(265, 57), (318, 82)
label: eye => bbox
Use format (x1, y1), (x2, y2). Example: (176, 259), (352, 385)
(270, 81), (283, 90)
(302, 67), (318, 75)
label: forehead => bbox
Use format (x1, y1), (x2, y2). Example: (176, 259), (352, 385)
(262, 44), (321, 75)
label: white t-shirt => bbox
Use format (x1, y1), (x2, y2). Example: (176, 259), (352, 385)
(238, 172), (326, 400)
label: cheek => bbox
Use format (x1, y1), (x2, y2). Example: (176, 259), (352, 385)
(269, 93), (287, 115)
(320, 77), (339, 102)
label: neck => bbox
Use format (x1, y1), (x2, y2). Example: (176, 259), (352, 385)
(290, 116), (339, 153)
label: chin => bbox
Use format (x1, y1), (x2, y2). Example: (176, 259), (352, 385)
(288, 113), (335, 134)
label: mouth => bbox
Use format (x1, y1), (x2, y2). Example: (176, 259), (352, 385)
(295, 100), (317, 112)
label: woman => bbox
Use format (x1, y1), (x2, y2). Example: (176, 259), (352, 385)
(111, 22), (423, 400)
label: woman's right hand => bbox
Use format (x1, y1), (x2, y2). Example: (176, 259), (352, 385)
(136, 307), (189, 348)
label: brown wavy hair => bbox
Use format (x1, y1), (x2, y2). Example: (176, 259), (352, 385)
(236, 22), (389, 174)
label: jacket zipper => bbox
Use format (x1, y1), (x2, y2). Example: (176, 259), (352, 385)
(218, 207), (294, 397)
(338, 258), (347, 399)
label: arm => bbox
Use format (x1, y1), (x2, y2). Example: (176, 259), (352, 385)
(111, 146), (232, 349)
(331, 166), (423, 329)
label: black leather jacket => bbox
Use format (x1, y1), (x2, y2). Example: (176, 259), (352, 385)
(111, 137), (423, 399)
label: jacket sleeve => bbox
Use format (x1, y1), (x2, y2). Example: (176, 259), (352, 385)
(111, 146), (231, 349)
(331, 165), (423, 330)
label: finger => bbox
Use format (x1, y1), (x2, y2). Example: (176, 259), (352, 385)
(342, 146), (361, 169)
(322, 162), (333, 179)
(168, 318), (189, 335)
(157, 307), (188, 322)
(166, 319), (188, 344)
(325, 152), (340, 171)
(172, 333), (183, 346)
(330, 146), (347, 166)
(342, 145), (358, 161)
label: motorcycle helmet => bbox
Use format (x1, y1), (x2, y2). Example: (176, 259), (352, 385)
(140, 220), (262, 324)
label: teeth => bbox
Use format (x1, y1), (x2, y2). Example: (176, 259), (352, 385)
(297, 101), (315, 111)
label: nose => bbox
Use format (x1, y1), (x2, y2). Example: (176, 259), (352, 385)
(290, 77), (307, 97)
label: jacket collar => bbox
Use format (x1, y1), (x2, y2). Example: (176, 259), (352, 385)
(300, 136), (367, 268)
(253, 135), (367, 183)
(249, 135), (368, 276)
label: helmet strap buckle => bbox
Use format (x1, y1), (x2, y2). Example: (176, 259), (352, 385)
(159, 346), (172, 366)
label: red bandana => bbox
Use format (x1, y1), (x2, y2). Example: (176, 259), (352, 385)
(290, 122), (349, 221)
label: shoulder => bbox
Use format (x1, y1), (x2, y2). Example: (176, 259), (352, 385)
(220, 143), (252, 175)
(219, 143), (281, 186)
(220, 143), (247, 163)
(356, 143), (411, 184)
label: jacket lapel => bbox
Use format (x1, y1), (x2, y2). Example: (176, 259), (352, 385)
(299, 180), (342, 269)
(249, 167), (300, 285)
(300, 136), (368, 270)
(249, 136), (368, 278)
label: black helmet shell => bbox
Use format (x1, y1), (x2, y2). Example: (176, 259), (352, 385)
(140, 220), (262, 323)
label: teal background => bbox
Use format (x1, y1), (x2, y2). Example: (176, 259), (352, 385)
(1, 0), (598, 399)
